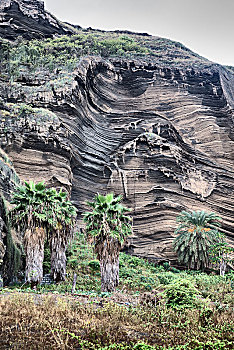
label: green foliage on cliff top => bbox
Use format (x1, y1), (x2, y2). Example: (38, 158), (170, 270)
(0, 29), (208, 82)
(0, 102), (58, 132)
(7, 34), (149, 79)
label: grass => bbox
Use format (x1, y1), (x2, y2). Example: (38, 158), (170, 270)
(0, 292), (233, 349)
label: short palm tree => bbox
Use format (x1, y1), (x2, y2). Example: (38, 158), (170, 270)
(83, 193), (132, 292)
(10, 181), (77, 286)
(10, 181), (48, 287)
(173, 210), (221, 270)
(47, 188), (77, 282)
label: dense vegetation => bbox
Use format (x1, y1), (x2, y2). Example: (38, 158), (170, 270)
(0, 237), (233, 349)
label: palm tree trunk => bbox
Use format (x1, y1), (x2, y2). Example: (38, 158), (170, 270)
(100, 254), (119, 292)
(24, 227), (45, 287)
(97, 238), (120, 292)
(219, 258), (226, 277)
(50, 229), (67, 283)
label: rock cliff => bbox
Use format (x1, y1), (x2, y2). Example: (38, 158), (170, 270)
(0, 0), (73, 40)
(0, 0), (233, 265)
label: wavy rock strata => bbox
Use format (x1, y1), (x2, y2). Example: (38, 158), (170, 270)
(0, 56), (234, 263)
(0, 0), (73, 40)
(0, 1), (234, 265)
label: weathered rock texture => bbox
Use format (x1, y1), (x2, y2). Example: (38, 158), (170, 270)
(0, 0), (73, 40)
(0, 1), (234, 264)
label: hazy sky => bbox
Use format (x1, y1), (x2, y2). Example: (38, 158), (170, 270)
(44, 0), (234, 66)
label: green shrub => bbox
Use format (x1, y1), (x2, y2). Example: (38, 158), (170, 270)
(170, 267), (180, 273)
(162, 262), (170, 271)
(157, 272), (178, 285)
(6, 33), (150, 80)
(165, 278), (200, 308)
(133, 344), (156, 350)
(95, 342), (157, 350)
(42, 241), (51, 275)
(199, 306), (213, 327)
(88, 260), (100, 271)
(68, 258), (79, 269)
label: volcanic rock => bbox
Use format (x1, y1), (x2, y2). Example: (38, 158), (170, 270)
(0, 1), (233, 266)
(0, 0), (73, 40)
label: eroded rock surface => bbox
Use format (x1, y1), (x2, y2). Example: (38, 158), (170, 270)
(0, 0), (73, 40)
(0, 56), (234, 262)
(0, 1), (234, 264)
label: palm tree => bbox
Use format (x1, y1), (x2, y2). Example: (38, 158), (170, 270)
(9, 181), (48, 287)
(83, 193), (132, 292)
(9, 181), (77, 287)
(173, 210), (221, 270)
(47, 188), (77, 282)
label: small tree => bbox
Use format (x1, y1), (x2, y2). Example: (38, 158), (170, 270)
(83, 193), (132, 292)
(209, 232), (234, 276)
(173, 210), (221, 270)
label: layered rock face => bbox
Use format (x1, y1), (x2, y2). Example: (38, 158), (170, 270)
(0, 0), (73, 40)
(1, 56), (234, 262)
(70, 59), (234, 260)
(0, 1), (234, 264)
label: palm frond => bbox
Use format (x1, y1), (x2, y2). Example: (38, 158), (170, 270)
(173, 209), (221, 270)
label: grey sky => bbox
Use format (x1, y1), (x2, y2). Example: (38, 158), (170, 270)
(44, 0), (234, 66)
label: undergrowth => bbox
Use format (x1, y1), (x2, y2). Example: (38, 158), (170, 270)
(0, 233), (233, 349)
(4, 232), (233, 304)
(64, 233), (233, 302)
(0, 293), (233, 349)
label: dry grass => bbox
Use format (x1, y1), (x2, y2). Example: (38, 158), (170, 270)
(0, 292), (233, 349)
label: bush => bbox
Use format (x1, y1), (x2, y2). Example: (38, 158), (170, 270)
(165, 278), (200, 308)
(133, 344), (156, 350)
(162, 262), (170, 271)
(88, 260), (100, 271)
(199, 306), (213, 327)
(157, 272), (178, 285)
